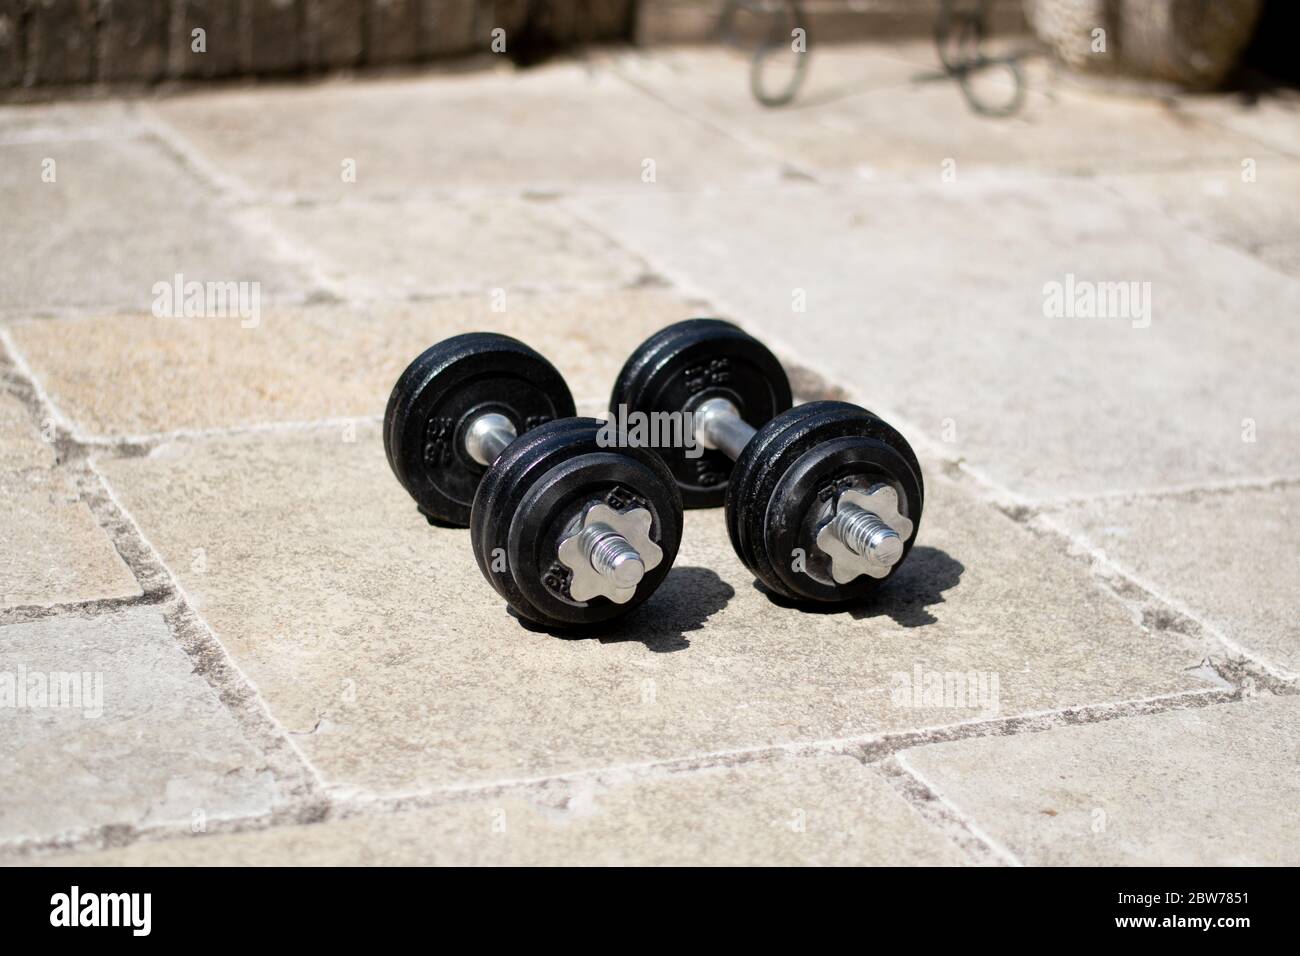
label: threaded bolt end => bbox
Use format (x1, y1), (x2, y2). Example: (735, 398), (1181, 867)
(583, 524), (645, 588)
(833, 503), (904, 567)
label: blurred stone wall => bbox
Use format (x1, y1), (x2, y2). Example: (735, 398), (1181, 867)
(0, 1), (1035, 90)
(0, 0), (634, 88)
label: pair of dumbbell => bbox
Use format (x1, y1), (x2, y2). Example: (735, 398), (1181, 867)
(384, 320), (923, 629)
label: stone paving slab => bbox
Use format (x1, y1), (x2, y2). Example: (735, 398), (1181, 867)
(1251, 240), (1300, 278)
(609, 48), (1287, 180)
(0, 391), (139, 609)
(0, 606), (286, 847)
(0, 100), (142, 145)
(148, 63), (780, 202)
(5, 291), (692, 440)
(608, 44), (925, 128)
(2, 41), (1297, 866)
(900, 695), (1300, 866)
(0, 137), (311, 314)
(1102, 162), (1300, 280)
(92, 423), (1216, 799)
(39, 755), (970, 865)
(253, 196), (647, 299)
(1044, 486), (1300, 679)
(1178, 88), (1300, 163)
(573, 177), (1300, 502)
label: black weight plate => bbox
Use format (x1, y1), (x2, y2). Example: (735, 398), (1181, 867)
(766, 435), (923, 602)
(726, 401), (923, 604)
(384, 332), (575, 527)
(726, 401), (825, 573)
(609, 319), (792, 509)
(470, 417), (596, 584)
(471, 418), (683, 629)
(727, 401), (925, 570)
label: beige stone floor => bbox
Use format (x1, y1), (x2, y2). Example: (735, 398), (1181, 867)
(2, 43), (1298, 866)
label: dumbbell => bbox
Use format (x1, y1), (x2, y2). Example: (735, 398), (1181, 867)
(384, 332), (683, 627)
(609, 319), (923, 604)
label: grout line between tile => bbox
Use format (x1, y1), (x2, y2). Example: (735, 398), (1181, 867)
(890, 753), (1023, 866)
(83, 458), (330, 799)
(0, 328), (77, 440)
(0, 330), (328, 814)
(129, 102), (256, 203)
(1031, 509), (1298, 683)
(1029, 473), (1300, 508)
(73, 414), (387, 451)
(605, 60), (822, 183)
(3, 680), (1262, 861)
(131, 102), (348, 302)
(866, 755), (1010, 866)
